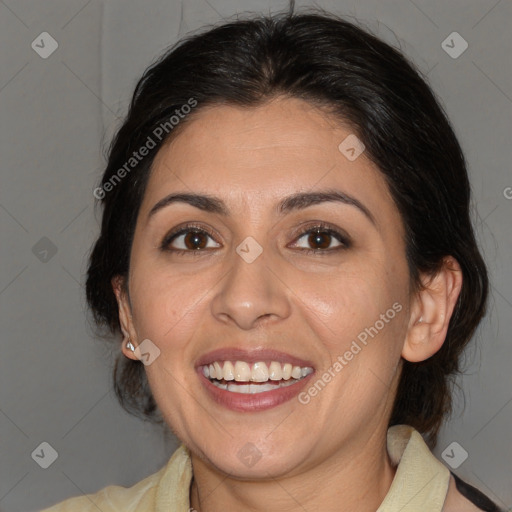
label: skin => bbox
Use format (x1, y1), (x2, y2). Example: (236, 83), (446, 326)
(113, 97), (463, 511)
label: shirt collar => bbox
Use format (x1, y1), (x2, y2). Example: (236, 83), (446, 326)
(154, 425), (450, 511)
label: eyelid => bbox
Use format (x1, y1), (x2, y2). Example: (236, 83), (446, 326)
(160, 221), (351, 254)
(159, 222), (221, 252)
(291, 232), (344, 253)
(288, 221), (351, 250)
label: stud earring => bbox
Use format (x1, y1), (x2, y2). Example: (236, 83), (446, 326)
(126, 341), (135, 352)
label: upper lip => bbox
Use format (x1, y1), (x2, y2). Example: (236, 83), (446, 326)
(195, 347), (315, 368)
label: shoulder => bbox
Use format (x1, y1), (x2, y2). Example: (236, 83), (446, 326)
(443, 473), (505, 512)
(38, 444), (192, 512)
(38, 464), (166, 512)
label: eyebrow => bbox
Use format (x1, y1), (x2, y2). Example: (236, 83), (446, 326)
(148, 189), (376, 226)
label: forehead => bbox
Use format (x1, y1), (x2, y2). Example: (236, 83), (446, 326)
(141, 97), (399, 226)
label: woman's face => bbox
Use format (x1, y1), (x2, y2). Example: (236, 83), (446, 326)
(118, 97), (414, 478)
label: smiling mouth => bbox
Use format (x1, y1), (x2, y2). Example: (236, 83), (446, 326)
(200, 360), (314, 394)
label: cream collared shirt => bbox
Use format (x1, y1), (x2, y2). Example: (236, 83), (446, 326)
(40, 425), (452, 511)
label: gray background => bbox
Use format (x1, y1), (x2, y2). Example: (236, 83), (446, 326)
(0, 0), (510, 510)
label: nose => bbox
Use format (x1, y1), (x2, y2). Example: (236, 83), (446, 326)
(210, 247), (292, 330)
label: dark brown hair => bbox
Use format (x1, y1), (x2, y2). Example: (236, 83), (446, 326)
(86, 10), (488, 446)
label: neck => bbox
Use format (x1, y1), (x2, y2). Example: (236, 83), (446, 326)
(189, 426), (396, 512)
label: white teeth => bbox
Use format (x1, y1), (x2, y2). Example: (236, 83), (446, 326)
(213, 361), (223, 380)
(234, 361), (251, 381)
(223, 361), (235, 380)
(302, 367), (314, 377)
(251, 362), (269, 382)
(291, 366), (302, 379)
(203, 360), (314, 388)
(231, 383), (250, 393)
(214, 380), (299, 393)
(282, 363), (292, 380)
(268, 361), (282, 380)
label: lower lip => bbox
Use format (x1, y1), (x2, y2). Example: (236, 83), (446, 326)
(197, 370), (314, 412)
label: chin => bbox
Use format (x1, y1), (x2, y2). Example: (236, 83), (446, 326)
(191, 431), (315, 480)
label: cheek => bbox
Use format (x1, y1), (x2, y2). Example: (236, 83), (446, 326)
(300, 259), (406, 340)
(296, 260), (409, 409)
(128, 265), (211, 346)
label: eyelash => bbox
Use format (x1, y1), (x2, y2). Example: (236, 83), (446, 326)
(159, 222), (351, 256)
(159, 223), (218, 256)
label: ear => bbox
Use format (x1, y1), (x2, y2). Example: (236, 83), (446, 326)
(402, 256), (463, 363)
(111, 275), (139, 361)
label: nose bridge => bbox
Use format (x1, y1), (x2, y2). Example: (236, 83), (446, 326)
(210, 239), (291, 330)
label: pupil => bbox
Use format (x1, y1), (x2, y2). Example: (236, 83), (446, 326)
(309, 231), (330, 249)
(185, 231), (206, 250)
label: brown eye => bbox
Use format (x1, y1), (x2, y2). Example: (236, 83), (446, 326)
(307, 231), (333, 250)
(291, 225), (350, 254)
(160, 226), (221, 254)
(181, 230), (209, 250)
